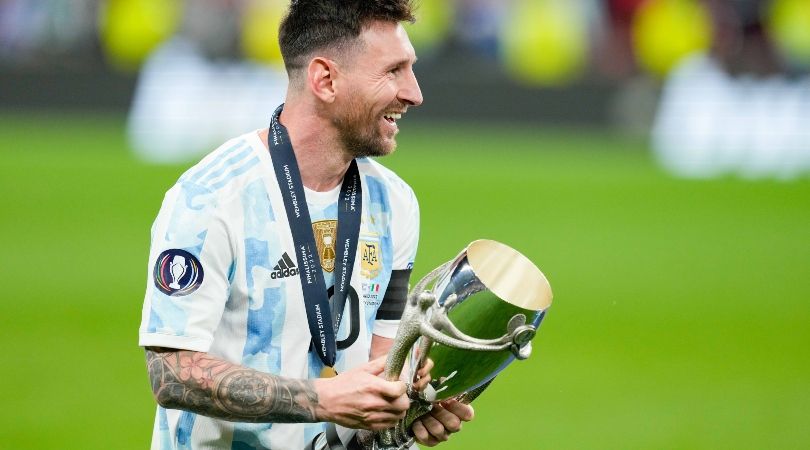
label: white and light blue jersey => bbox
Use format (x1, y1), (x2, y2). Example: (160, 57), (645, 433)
(139, 129), (419, 450)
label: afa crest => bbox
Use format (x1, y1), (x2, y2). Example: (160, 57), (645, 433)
(360, 239), (381, 279)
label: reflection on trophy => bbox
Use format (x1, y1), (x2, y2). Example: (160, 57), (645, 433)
(311, 239), (553, 450)
(169, 255), (187, 289)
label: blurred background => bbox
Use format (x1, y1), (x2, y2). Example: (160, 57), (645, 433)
(1, 0), (808, 449)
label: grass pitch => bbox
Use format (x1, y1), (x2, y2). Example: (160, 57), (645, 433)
(0, 112), (808, 449)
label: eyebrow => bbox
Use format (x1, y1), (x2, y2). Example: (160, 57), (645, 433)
(386, 56), (417, 71)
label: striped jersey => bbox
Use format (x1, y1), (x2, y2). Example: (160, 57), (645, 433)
(139, 129), (419, 450)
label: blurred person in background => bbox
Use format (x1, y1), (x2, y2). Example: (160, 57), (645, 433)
(652, 0), (810, 179)
(0, 0), (98, 68)
(453, 0), (508, 58)
(138, 1), (473, 449)
(596, 0), (647, 79)
(708, 0), (782, 76)
(126, 0), (289, 163)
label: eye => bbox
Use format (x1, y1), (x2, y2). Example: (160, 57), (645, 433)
(388, 64), (404, 75)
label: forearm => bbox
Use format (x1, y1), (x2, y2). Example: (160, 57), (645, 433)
(369, 334), (395, 360)
(145, 347), (320, 423)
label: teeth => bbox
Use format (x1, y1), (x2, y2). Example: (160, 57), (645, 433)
(383, 113), (402, 120)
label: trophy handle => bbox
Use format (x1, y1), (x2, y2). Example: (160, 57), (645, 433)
(382, 260), (454, 383)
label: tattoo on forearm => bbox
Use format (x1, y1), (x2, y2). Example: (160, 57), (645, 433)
(145, 348), (319, 423)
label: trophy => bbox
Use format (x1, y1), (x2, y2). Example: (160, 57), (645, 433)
(312, 239), (553, 450)
(168, 255), (187, 289)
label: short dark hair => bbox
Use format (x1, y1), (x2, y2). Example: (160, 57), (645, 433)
(279, 0), (415, 73)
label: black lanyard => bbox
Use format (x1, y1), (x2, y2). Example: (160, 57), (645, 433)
(267, 105), (362, 369)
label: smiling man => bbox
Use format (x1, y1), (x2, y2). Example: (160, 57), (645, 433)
(138, 1), (472, 449)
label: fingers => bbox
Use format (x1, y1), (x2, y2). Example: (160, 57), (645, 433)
(412, 375), (430, 392)
(377, 378), (408, 399)
(429, 405), (463, 434)
(410, 399), (475, 446)
(386, 386), (410, 412)
(366, 410), (408, 431)
(411, 419), (440, 447)
(361, 355), (388, 375)
(365, 376), (408, 414)
(417, 358), (434, 377)
(413, 358), (433, 390)
(440, 399), (475, 422)
(346, 390), (407, 431)
(423, 411), (453, 439)
(412, 413), (452, 446)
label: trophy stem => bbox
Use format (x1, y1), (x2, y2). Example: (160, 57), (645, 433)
(382, 260), (453, 382)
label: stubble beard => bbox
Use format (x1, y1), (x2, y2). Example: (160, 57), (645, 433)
(333, 99), (401, 159)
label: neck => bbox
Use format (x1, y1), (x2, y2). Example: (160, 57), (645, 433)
(275, 101), (352, 192)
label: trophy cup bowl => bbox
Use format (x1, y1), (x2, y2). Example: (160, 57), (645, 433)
(418, 239), (553, 400)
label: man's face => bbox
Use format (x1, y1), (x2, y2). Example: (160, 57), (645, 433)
(332, 21), (423, 158)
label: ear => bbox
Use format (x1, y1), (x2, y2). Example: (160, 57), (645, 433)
(306, 57), (339, 103)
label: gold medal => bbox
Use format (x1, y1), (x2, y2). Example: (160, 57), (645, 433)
(320, 366), (338, 378)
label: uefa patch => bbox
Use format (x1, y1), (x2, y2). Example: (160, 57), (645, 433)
(153, 249), (204, 296)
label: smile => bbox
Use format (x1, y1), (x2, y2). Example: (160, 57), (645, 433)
(383, 112), (403, 124)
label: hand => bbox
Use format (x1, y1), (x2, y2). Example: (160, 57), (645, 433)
(410, 357), (434, 393)
(411, 399), (475, 447)
(313, 356), (410, 431)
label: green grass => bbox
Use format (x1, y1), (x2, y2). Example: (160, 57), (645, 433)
(1, 112), (808, 449)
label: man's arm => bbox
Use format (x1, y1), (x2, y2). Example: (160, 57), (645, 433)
(369, 334), (395, 360)
(145, 347), (410, 430)
(146, 347), (318, 422)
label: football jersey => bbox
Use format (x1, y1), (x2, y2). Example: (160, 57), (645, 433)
(139, 129), (419, 450)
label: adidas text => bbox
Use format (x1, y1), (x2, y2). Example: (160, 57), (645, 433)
(271, 252), (299, 279)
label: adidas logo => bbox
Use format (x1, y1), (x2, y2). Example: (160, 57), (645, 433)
(271, 252), (299, 279)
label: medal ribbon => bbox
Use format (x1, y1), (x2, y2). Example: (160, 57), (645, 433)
(268, 105), (362, 369)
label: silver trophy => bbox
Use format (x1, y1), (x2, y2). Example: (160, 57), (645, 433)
(312, 239), (553, 450)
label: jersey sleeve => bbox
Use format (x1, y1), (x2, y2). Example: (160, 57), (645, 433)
(138, 180), (234, 352)
(373, 184), (419, 338)
(391, 183), (419, 271)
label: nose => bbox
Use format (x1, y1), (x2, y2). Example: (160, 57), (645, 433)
(398, 69), (423, 107)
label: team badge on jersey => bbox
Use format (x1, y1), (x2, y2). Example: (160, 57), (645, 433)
(153, 249), (204, 296)
(360, 237), (381, 279)
(312, 220), (337, 273)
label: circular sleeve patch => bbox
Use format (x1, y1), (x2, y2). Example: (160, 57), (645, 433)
(153, 249), (204, 296)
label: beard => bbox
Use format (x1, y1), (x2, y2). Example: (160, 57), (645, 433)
(333, 98), (403, 158)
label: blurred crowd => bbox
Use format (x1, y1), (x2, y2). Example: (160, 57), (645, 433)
(3, 0), (809, 82)
(2, 0), (809, 178)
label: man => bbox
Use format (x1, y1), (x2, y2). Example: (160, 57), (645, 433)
(138, 1), (474, 449)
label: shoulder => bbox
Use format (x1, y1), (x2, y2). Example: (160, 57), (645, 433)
(172, 130), (268, 203)
(357, 157), (417, 205)
(358, 159), (420, 265)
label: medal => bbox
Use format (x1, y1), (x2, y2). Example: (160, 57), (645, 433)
(320, 366), (338, 378)
(268, 104), (362, 373)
